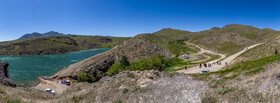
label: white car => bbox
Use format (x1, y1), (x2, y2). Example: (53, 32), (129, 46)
(199, 70), (210, 73)
(45, 88), (55, 94)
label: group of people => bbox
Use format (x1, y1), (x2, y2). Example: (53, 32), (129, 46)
(199, 61), (227, 68)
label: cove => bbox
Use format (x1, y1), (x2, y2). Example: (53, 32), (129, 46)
(0, 48), (110, 85)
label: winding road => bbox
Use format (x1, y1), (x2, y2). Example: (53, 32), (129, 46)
(177, 43), (263, 74)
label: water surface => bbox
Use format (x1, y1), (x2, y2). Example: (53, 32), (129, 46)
(0, 48), (110, 85)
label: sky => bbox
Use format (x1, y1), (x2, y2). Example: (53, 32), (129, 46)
(0, 0), (279, 41)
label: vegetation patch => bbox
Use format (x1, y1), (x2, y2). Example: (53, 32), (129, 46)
(113, 98), (124, 103)
(72, 95), (83, 103)
(7, 98), (20, 103)
(218, 86), (234, 94)
(201, 94), (217, 103)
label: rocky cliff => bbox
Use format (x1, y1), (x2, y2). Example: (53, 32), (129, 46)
(0, 62), (18, 87)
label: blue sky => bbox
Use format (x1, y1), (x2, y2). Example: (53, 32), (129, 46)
(0, 0), (279, 41)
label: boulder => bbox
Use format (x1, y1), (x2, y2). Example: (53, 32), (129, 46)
(0, 62), (18, 87)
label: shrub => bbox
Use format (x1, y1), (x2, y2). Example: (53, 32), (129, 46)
(77, 72), (88, 82)
(133, 86), (140, 93)
(218, 86), (234, 94)
(87, 74), (96, 83)
(7, 98), (20, 103)
(0, 88), (5, 94)
(122, 88), (129, 94)
(201, 95), (217, 103)
(72, 95), (82, 103)
(96, 71), (102, 78)
(108, 63), (122, 76)
(113, 98), (124, 103)
(120, 56), (130, 69)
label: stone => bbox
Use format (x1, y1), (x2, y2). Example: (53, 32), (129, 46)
(0, 62), (18, 87)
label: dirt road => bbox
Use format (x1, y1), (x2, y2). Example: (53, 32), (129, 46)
(178, 43), (263, 74)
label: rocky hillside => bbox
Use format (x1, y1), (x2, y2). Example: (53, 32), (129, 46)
(0, 35), (129, 55)
(53, 24), (280, 82)
(0, 62), (18, 87)
(53, 34), (171, 79)
(18, 31), (65, 40)
(0, 70), (208, 103)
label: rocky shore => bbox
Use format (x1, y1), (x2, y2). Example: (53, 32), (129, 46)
(0, 62), (18, 87)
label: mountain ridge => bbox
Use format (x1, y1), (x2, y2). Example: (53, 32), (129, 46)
(18, 31), (66, 40)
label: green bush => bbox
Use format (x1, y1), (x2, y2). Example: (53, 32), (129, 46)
(201, 95), (217, 103)
(96, 71), (102, 78)
(122, 88), (129, 94)
(0, 88), (5, 94)
(133, 86), (140, 93)
(120, 56), (130, 69)
(72, 95), (82, 103)
(87, 74), (97, 83)
(108, 63), (122, 76)
(218, 86), (234, 94)
(108, 55), (182, 76)
(113, 98), (124, 103)
(77, 72), (88, 82)
(7, 98), (20, 103)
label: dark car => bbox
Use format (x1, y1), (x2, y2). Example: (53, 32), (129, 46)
(199, 70), (210, 73)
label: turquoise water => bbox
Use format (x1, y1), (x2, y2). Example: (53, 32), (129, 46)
(0, 48), (110, 85)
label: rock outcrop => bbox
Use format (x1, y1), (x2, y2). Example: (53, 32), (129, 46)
(0, 62), (18, 87)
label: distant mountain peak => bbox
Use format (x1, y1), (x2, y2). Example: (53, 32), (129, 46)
(18, 31), (65, 40)
(210, 27), (220, 30)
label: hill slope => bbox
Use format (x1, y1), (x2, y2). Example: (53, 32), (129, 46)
(53, 24), (280, 81)
(0, 35), (129, 55)
(154, 24), (279, 55)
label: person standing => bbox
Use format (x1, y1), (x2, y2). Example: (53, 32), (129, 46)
(185, 66), (187, 70)
(275, 49), (278, 55)
(199, 64), (202, 68)
(225, 62), (227, 65)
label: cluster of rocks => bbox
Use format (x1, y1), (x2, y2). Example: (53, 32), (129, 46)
(0, 62), (18, 87)
(91, 70), (208, 103)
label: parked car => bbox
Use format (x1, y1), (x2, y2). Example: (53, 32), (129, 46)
(199, 70), (210, 73)
(45, 88), (55, 94)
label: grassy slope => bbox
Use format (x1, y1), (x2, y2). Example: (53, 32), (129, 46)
(0, 35), (130, 55)
(133, 33), (197, 56)
(191, 24), (279, 55)
(153, 24), (279, 56)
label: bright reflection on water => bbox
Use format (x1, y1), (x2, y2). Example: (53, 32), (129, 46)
(0, 48), (110, 85)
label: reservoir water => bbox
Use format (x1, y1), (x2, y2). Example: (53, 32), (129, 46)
(0, 48), (110, 85)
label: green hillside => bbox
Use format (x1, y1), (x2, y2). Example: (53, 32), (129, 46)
(0, 35), (129, 55)
(153, 24), (280, 55)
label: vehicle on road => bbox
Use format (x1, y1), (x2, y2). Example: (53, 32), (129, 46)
(199, 70), (210, 73)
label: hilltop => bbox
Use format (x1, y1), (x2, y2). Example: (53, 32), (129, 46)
(155, 24), (279, 55)
(18, 31), (66, 40)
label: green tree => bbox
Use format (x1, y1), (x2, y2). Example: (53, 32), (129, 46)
(120, 56), (130, 69)
(107, 63), (122, 76)
(77, 72), (88, 82)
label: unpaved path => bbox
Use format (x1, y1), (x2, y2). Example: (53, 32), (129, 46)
(178, 43), (263, 74)
(188, 43), (226, 62)
(33, 77), (69, 94)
